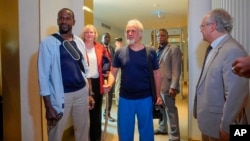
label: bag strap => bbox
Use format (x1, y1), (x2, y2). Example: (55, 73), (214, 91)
(52, 33), (65, 42)
(51, 33), (85, 73)
(146, 47), (157, 103)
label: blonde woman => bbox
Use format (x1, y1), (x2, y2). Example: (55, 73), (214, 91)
(81, 24), (110, 141)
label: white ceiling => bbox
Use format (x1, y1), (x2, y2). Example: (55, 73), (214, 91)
(93, 0), (188, 30)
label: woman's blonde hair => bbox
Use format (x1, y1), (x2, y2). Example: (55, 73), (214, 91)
(80, 24), (98, 41)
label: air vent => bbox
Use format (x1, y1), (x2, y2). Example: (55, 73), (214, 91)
(101, 23), (111, 30)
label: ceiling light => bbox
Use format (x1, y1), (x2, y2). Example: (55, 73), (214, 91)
(157, 10), (161, 18)
(153, 4), (160, 7)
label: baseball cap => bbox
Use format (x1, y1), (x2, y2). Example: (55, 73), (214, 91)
(115, 37), (122, 42)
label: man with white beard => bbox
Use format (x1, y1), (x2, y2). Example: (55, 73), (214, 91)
(103, 19), (163, 141)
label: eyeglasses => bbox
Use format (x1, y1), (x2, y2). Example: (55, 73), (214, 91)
(200, 23), (212, 29)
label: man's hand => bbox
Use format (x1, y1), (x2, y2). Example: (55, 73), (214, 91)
(43, 96), (59, 121)
(89, 96), (95, 110)
(219, 128), (229, 140)
(103, 84), (111, 95)
(102, 71), (109, 78)
(169, 88), (177, 99)
(45, 106), (58, 121)
(232, 56), (250, 78)
(155, 96), (163, 105)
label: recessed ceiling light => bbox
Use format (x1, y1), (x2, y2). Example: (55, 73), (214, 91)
(153, 4), (160, 7)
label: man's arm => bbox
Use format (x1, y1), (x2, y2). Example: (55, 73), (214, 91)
(43, 96), (58, 120)
(103, 67), (119, 94)
(170, 47), (182, 96)
(153, 69), (163, 105)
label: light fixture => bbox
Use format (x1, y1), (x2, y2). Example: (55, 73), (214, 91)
(157, 10), (161, 18)
(153, 4), (160, 7)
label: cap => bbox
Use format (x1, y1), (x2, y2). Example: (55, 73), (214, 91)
(115, 37), (122, 42)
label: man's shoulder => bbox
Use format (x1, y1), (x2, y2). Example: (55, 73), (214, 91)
(146, 46), (156, 51)
(168, 43), (178, 48)
(41, 34), (58, 44)
(115, 46), (128, 55)
(118, 46), (128, 51)
(73, 34), (83, 41)
(168, 44), (181, 52)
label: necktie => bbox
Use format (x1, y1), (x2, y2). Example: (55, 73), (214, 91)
(195, 45), (212, 117)
(106, 46), (111, 58)
(197, 45), (212, 84)
(203, 45), (212, 66)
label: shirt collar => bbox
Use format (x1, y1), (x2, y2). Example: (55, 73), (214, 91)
(211, 34), (227, 49)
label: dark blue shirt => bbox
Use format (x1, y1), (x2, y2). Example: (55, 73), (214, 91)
(113, 47), (159, 99)
(60, 41), (85, 93)
(156, 43), (167, 62)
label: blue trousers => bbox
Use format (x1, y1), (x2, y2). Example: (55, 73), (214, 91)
(118, 96), (154, 141)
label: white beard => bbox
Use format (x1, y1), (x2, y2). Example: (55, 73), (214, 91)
(126, 39), (135, 45)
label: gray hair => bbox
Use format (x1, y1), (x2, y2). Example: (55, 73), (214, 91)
(126, 19), (144, 37)
(207, 8), (233, 33)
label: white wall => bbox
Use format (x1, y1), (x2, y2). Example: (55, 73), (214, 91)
(19, 0), (41, 140)
(188, 0), (211, 140)
(212, 0), (250, 53)
(94, 17), (124, 44)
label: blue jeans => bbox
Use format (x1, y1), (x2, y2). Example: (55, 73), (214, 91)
(118, 96), (154, 141)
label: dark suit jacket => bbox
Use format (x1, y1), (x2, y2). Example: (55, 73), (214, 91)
(102, 43), (115, 59)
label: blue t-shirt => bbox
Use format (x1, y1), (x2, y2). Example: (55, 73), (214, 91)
(113, 46), (159, 99)
(60, 41), (86, 93)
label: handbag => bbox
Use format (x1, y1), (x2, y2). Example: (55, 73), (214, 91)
(146, 47), (162, 119)
(102, 55), (111, 73)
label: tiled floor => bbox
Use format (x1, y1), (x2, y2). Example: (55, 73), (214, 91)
(64, 84), (188, 141)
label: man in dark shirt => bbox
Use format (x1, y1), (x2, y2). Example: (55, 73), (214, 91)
(103, 19), (163, 141)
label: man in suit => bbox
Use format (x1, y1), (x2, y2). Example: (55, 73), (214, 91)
(194, 8), (249, 141)
(101, 33), (116, 122)
(154, 28), (182, 141)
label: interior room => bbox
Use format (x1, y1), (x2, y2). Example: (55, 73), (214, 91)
(90, 0), (189, 141)
(0, 0), (249, 141)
